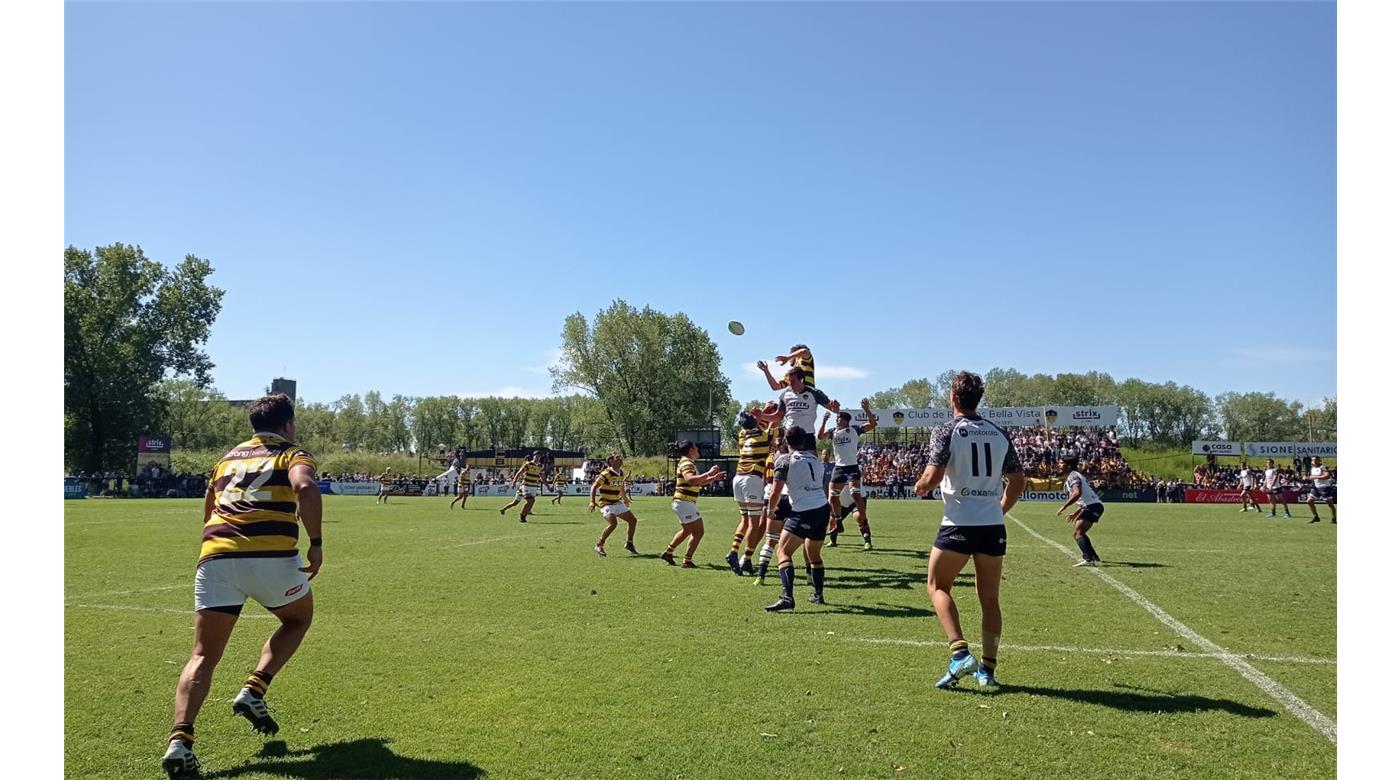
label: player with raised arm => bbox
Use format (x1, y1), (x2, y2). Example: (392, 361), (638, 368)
(498, 451), (545, 523)
(727, 411), (775, 575)
(762, 426), (832, 611)
(915, 372), (1025, 690)
(752, 366), (841, 437)
(756, 344), (815, 391)
(1263, 458), (1291, 518)
(819, 399), (878, 550)
(1055, 457), (1106, 567)
(1238, 462), (1263, 513)
(590, 453), (640, 556)
(376, 466), (393, 504)
(162, 394), (323, 779)
(449, 466), (472, 510)
(1305, 456), (1336, 523)
(661, 440), (727, 568)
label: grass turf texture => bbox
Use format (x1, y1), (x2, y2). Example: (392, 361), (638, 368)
(65, 496), (1336, 779)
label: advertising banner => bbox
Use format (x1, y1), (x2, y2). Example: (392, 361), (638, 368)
(64, 480), (86, 499)
(843, 406), (1118, 429)
(1243, 442), (1337, 458)
(1192, 441), (1243, 456)
(1185, 488), (1303, 504)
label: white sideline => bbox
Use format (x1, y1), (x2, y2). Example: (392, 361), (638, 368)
(66, 603), (276, 620)
(1006, 513), (1337, 743)
(843, 636), (1334, 666)
(443, 532), (539, 549)
(64, 584), (185, 600)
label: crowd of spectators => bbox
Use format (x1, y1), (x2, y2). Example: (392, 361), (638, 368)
(1190, 456), (1333, 490)
(66, 467), (209, 498)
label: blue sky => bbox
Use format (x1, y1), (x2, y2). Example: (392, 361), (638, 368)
(65, 0), (1337, 408)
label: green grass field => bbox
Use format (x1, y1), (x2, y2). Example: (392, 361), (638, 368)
(65, 495), (1336, 779)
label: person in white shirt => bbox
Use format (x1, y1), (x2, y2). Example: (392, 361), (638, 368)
(1262, 458), (1292, 518)
(1304, 456), (1336, 523)
(915, 372), (1025, 690)
(762, 426), (833, 612)
(1056, 458), (1106, 567)
(818, 398), (878, 550)
(752, 367), (840, 436)
(1237, 463), (1263, 513)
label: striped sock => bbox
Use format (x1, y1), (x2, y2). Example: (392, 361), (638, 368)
(169, 722), (194, 745)
(244, 670), (273, 698)
(949, 639), (971, 660)
(730, 532), (744, 553)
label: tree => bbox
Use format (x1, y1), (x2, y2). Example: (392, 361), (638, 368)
(65, 244), (224, 473)
(155, 379), (248, 450)
(1216, 392), (1304, 442)
(552, 300), (732, 455)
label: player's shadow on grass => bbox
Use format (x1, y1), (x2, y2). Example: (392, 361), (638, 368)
(825, 566), (971, 592)
(204, 738), (486, 779)
(1101, 561), (1168, 569)
(966, 684), (1276, 719)
(818, 601), (935, 619)
(858, 548), (930, 561)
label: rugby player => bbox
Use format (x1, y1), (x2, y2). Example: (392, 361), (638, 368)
(449, 466), (472, 510)
(498, 451), (546, 523)
(1055, 457), (1105, 567)
(756, 344), (815, 391)
(590, 452), (639, 556)
(915, 372), (1025, 689)
(762, 426), (831, 611)
(727, 411), (775, 575)
(818, 398), (878, 550)
(162, 394), (323, 779)
(1305, 456), (1337, 523)
(752, 366), (840, 436)
(1238, 462), (1263, 513)
(662, 440), (727, 568)
(1263, 458), (1291, 518)
(754, 428), (791, 586)
(376, 466), (393, 504)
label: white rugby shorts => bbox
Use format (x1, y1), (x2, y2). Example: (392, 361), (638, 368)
(600, 502), (630, 518)
(672, 500), (702, 524)
(520, 486), (537, 498)
(195, 556), (309, 612)
(733, 474), (765, 504)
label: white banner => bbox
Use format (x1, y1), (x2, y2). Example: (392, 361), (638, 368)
(1192, 441), (1243, 456)
(1243, 442), (1337, 458)
(471, 483), (663, 498)
(843, 405), (1118, 429)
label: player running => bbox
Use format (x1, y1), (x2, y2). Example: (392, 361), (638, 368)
(661, 440), (727, 568)
(915, 372), (1025, 690)
(449, 467), (472, 510)
(376, 466), (393, 504)
(1238, 463), (1263, 513)
(818, 399), (878, 550)
(1263, 458), (1291, 518)
(1055, 457), (1106, 567)
(162, 394), (323, 779)
(756, 344), (816, 390)
(762, 426), (832, 611)
(1305, 456), (1337, 523)
(499, 451), (546, 523)
(727, 411), (776, 576)
(590, 453), (640, 556)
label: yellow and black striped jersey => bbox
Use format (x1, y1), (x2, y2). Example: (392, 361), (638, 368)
(737, 427), (775, 475)
(200, 433), (316, 564)
(674, 457), (701, 502)
(764, 449), (777, 483)
(520, 462), (543, 488)
(458, 470), (472, 488)
(779, 355), (816, 387)
(593, 468), (627, 504)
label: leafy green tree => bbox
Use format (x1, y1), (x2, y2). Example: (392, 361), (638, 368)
(1216, 391), (1304, 442)
(155, 379), (247, 450)
(65, 244), (224, 473)
(552, 300), (732, 455)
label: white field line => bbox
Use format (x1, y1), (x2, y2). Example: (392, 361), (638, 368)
(1006, 513), (1337, 743)
(64, 584), (185, 601)
(65, 603), (275, 620)
(1106, 547), (1225, 553)
(443, 531), (555, 549)
(842, 636), (1333, 666)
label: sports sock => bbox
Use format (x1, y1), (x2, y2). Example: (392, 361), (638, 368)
(169, 722), (194, 746)
(980, 656), (997, 676)
(730, 532), (744, 553)
(777, 561), (795, 600)
(810, 562), (825, 594)
(829, 532), (839, 544)
(949, 638), (971, 660)
(862, 532), (872, 543)
(665, 541), (679, 554)
(244, 670), (273, 698)
(1074, 535), (1097, 560)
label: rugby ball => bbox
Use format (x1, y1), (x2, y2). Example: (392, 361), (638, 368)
(727, 320), (745, 336)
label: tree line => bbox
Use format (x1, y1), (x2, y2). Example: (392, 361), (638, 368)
(65, 244), (1333, 473)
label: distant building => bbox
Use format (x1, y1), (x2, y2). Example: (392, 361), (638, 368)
(229, 377), (297, 408)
